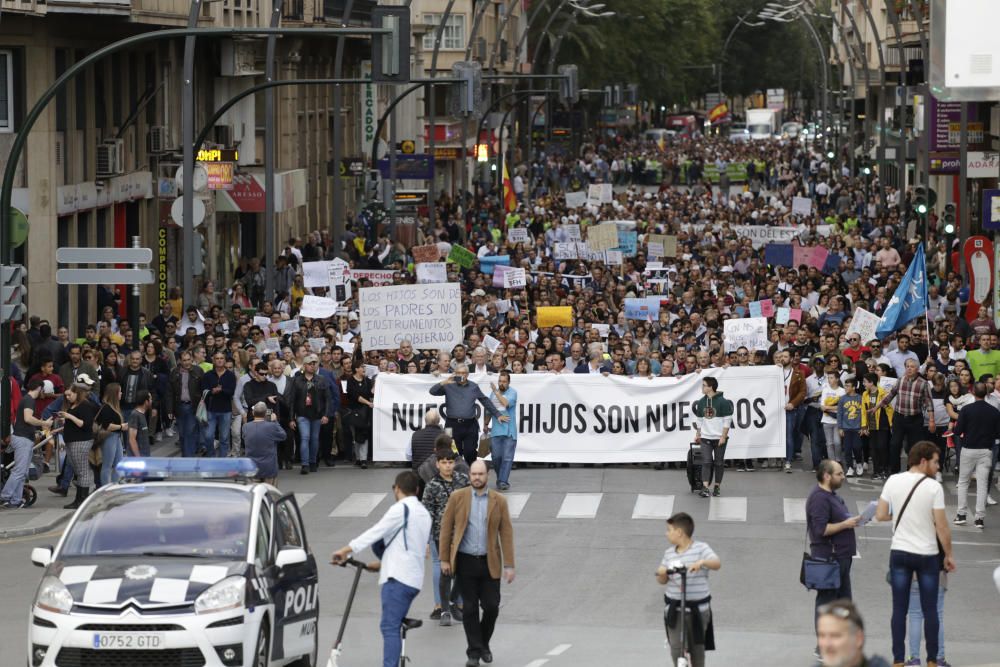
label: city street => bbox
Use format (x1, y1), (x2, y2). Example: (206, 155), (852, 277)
(3, 464), (999, 665)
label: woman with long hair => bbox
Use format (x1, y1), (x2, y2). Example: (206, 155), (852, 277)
(57, 383), (99, 509)
(345, 360), (374, 469)
(95, 383), (125, 486)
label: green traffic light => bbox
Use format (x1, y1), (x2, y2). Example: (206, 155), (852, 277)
(916, 203), (927, 214)
(944, 223), (955, 234)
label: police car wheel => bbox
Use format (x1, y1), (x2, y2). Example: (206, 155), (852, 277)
(253, 621), (271, 667)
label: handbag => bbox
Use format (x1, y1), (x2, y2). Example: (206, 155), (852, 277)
(478, 434), (492, 458)
(800, 497), (842, 591)
(195, 390), (210, 425)
(372, 504), (409, 559)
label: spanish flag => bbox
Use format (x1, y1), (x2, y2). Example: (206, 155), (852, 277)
(708, 102), (730, 124)
(502, 163), (517, 213)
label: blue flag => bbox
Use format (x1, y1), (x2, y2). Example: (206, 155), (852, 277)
(875, 244), (928, 339)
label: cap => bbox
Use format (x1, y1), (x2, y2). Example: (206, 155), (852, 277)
(348, 311), (360, 321)
(75, 373), (95, 387)
(303, 354), (319, 364)
(472, 289), (486, 297)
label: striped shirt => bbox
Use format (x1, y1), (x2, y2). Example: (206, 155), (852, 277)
(660, 540), (718, 600)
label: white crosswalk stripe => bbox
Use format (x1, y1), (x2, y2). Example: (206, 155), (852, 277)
(708, 496), (747, 522)
(329, 492), (388, 518)
(294, 493), (316, 508)
(504, 493), (531, 519)
(557, 493), (603, 519)
(632, 494), (675, 520)
(783, 498), (807, 523)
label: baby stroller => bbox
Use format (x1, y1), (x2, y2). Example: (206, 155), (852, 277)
(0, 433), (51, 508)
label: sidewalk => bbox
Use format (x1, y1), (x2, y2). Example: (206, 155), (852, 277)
(0, 434), (181, 541)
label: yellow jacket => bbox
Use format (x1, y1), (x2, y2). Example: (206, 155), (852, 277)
(861, 386), (893, 430)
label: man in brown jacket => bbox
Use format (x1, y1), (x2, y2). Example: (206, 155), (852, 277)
(439, 459), (515, 667)
(780, 349), (807, 472)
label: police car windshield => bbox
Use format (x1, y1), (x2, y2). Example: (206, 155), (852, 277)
(59, 486), (252, 559)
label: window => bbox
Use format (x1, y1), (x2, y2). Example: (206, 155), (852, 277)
(0, 50), (13, 133)
(422, 14), (466, 51)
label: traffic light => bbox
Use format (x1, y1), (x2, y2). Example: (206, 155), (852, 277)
(942, 203), (957, 234)
(372, 6), (411, 83)
(0, 264), (26, 323)
(558, 64), (579, 105)
(913, 186), (929, 215)
(193, 232), (207, 276)
(366, 169), (381, 201)
(450, 61), (483, 116)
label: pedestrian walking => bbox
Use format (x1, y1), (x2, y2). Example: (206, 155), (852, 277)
(806, 461), (861, 615)
(94, 383), (126, 486)
(692, 376), (734, 498)
(0, 379), (52, 509)
(126, 390), (153, 457)
(837, 377), (864, 476)
(429, 365), (509, 465)
(286, 353), (330, 474)
(816, 600), (891, 667)
(654, 511), (721, 667)
(439, 459), (516, 667)
(877, 359), (934, 474)
(331, 471), (431, 667)
(875, 441), (956, 667)
(952, 382), (1000, 530)
(57, 382), (100, 509)
(484, 370), (517, 490)
(242, 402), (285, 485)
(165, 351), (204, 457)
(201, 351), (237, 457)
(422, 445), (469, 625)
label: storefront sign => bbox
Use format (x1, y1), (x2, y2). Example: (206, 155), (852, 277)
(205, 162), (234, 190)
(157, 227), (168, 304)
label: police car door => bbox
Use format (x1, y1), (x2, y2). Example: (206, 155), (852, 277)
(271, 494), (319, 663)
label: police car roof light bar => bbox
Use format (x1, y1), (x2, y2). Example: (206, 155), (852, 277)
(116, 457), (259, 482)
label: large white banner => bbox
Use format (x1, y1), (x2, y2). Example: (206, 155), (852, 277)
(373, 368), (786, 463)
(359, 283), (462, 350)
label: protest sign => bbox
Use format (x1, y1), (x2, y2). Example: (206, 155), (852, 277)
(483, 334), (502, 354)
(348, 269), (394, 285)
(605, 249), (623, 265)
(479, 254), (511, 275)
(564, 224), (582, 241)
(308, 337), (327, 353)
(759, 299), (775, 318)
(846, 307), (881, 344)
(339, 340), (354, 356)
(647, 241), (664, 259)
(792, 196), (813, 217)
(411, 244), (441, 263)
(373, 368), (786, 463)
(732, 225), (803, 249)
(765, 243), (794, 267)
(616, 230), (638, 257)
(263, 338), (281, 353)
(793, 243), (829, 270)
(359, 283), (462, 351)
(503, 267), (527, 289)
(537, 306), (573, 328)
(364, 365), (380, 378)
(776, 307), (790, 325)
(495, 299), (512, 314)
(253, 315), (271, 329)
(749, 301), (762, 318)
(587, 183), (613, 205)
(275, 319), (300, 334)
(624, 297), (661, 320)
(492, 264), (510, 288)
(592, 323), (610, 338)
(302, 261), (333, 288)
(553, 242), (579, 261)
(328, 264), (352, 301)
(565, 191), (587, 208)
(508, 227), (531, 244)
(723, 317), (768, 352)
(416, 262), (447, 284)
(447, 244), (477, 268)
(789, 308), (802, 323)
(299, 295), (339, 319)
(587, 224), (619, 252)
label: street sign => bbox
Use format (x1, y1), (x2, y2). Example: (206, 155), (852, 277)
(56, 268), (155, 285)
(170, 197), (206, 227)
(174, 164), (209, 194)
(56, 247), (153, 264)
(399, 140), (416, 154)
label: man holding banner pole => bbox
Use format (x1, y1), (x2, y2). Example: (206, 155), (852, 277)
(430, 365), (509, 465)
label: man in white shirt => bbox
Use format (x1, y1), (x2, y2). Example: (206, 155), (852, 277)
(875, 441), (956, 666)
(332, 471), (432, 667)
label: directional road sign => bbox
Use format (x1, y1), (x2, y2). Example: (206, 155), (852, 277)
(56, 247), (153, 264)
(56, 268), (155, 285)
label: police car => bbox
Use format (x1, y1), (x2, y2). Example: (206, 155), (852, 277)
(27, 458), (320, 667)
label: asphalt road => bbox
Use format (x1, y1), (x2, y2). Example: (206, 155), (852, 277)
(3, 464), (999, 666)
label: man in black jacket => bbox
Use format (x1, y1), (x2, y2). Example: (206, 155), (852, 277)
(121, 351), (156, 423)
(953, 382), (1000, 529)
(243, 362), (281, 420)
(410, 408), (445, 472)
(286, 354), (331, 474)
(166, 351), (204, 457)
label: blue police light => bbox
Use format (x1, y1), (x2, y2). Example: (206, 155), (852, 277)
(116, 457), (259, 481)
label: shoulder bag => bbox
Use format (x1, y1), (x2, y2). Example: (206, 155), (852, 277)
(372, 503), (410, 559)
(800, 513), (842, 591)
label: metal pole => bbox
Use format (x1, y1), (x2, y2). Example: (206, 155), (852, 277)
(886, 2), (908, 196)
(331, 0), (356, 260)
(263, 0), (283, 303)
(130, 235), (142, 344)
(428, 0), (460, 227)
(181, 0), (200, 311)
(907, 0), (932, 239)
(854, 0), (888, 209)
(718, 13), (753, 97)
(959, 103), (968, 281)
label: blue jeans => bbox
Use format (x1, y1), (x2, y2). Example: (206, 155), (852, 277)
(785, 405), (804, 462)
(843, 430), (863, 469)
(889, 550), (940, 663)
(803, 406), (826, 468)
(175, 403), (198, 457)
(58, 449), (74, 491)
(908, 578), (945, 660)
(0, 435), (34, 504)
(380, 579), (419, 667)
(428, 539), (461, 609)
(203, 411), (231, 457)
(491, 436), (516, 485)
(100, 433), (124, 486)
(296, 417), (322, 466)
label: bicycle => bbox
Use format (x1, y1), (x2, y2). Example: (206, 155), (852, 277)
(327, 557), (422, 667)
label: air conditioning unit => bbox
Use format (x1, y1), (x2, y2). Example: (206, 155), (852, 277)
(149, 126), (172, 153)
(213, 124), (234, 147)
(96, 139), (124, 177)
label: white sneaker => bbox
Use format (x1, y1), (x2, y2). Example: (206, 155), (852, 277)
(784, 462), (793, 473)
(988, 495), (997, 507)
(857, 464), (865, 477)
(846, 467), (855, 478)
(165, 427), (176, 437)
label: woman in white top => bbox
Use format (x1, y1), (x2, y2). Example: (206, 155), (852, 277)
(820, 371), (846, 465)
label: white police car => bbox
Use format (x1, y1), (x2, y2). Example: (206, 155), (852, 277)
(27, 458), (319, 667)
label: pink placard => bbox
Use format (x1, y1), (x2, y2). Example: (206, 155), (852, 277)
(759, 299), (775, 318)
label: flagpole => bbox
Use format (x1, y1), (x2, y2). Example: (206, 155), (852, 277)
(922, 243), (933, 366)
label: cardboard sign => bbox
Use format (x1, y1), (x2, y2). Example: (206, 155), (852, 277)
(648, 233), (677, 258)
(565, 191), (587, 208)
(564, 224), (582, 241)
(616, 230), (638, 257)
(412, 244), (441, 263)
(537, 306), (574, 328)
(359, 283), (462, 350)
(302, 261), (333, 288)
(846, 307), (881, 344)
(508, 228), (531, 244)
(553, 242), (579, 261)
(724, 317), (768, 352)
(587, 183), (613, 205)
(792, 196), (813, 217)
(447, 244), (477, 269)
(503, 267), (527, 289)
(299, 295), (339, 319)
(587, 224), (619, 252)
(416, 262), (447, 284)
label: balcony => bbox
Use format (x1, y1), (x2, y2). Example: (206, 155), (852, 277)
(46, 0), (131, 15)
(0, 0), (44, 14)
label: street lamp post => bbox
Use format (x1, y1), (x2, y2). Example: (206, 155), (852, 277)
(717, 13), (765, 97)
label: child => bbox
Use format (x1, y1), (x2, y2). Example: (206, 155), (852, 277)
(421, 445), (468, 626)
(820, 371), (845, 466)
(837, 377), (864, 477)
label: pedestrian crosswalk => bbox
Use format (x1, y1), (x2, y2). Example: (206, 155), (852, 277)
(314, 491), (900, 525)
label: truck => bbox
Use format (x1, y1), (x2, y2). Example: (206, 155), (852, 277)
(745, 108), (780, 140)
